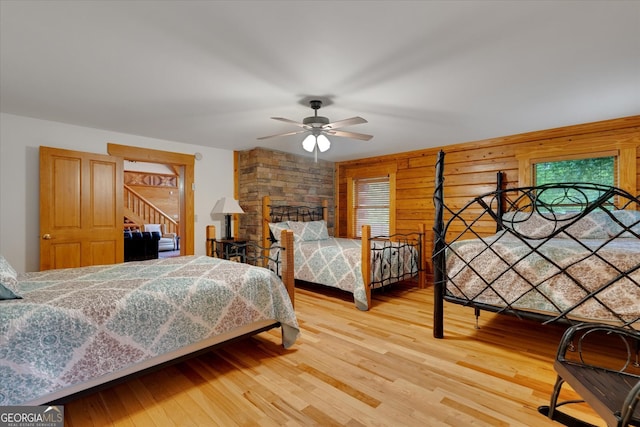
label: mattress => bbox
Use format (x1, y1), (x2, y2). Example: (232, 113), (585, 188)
(445, 232), (640, 323)
(0, 255), (299, 405)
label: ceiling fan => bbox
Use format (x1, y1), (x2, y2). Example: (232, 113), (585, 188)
(257, 100), (373, 159)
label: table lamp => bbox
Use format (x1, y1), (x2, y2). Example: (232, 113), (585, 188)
(211, 197), (244, 240)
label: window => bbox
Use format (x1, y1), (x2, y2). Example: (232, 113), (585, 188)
(534, 156), (615, 186)
(515, 138), (637, 199)
(351, 176), (390, 237)
(533, 156), (616, 205)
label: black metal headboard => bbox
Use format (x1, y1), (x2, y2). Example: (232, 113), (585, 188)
(269, 204), (325, 223)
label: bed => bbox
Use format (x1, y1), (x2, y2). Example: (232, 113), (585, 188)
(262, 196), (426, 310)
(432, 150), (640, 338)
(0, 229), (298, 405)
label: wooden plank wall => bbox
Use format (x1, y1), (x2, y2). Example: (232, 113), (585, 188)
(335, 115), (640, 282)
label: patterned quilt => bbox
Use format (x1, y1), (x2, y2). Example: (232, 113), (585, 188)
(446, 233), (640, 323)
(0, 256), (299, 405)
(294, 238), (418, 310)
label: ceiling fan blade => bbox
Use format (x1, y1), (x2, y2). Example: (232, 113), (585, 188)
(323, 116), (367, 130)
(257, 129), (307, 140)
(326, 130), (373, 141)
(271, 117), (309, 129)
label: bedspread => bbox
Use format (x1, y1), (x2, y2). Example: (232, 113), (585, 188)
(295, 238), (418, 310)
(0, 256), (299, 405)
(446, 233), (640, 323)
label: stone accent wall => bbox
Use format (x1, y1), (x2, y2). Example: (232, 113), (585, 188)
(237, 147), (334, 245)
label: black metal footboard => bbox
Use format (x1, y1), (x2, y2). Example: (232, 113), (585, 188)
(369, 231), (424, 289)
(223, 239), (287, 276)
(433, 150), (640, 338)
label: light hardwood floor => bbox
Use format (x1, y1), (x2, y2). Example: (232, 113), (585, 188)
(64, 283), (604, 426)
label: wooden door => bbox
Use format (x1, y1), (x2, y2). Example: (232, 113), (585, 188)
(40, 146), (124, 270)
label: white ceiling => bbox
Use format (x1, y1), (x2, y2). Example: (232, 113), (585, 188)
(1, 1), (639, 162)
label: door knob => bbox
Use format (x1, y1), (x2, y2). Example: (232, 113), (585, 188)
(42, 234), (52, 240)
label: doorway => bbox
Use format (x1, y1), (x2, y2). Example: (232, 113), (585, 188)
(107, 143), (195, 256)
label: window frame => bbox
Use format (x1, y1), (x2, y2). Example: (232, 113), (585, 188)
(346, 165), (397, 239)
(348, 175), (393, 238)
(530, 154), (618, 208)
(515, 139), (638, 201)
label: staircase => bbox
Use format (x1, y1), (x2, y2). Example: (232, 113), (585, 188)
(124, 185), (178, 235)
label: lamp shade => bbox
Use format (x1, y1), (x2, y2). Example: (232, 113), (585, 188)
(302, 133), (331, 153)
(317, 134), (331, 152)
(211, 197), (244, 215)
(302, 134), (316, 152)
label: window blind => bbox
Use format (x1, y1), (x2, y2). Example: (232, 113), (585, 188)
(353, 176), (390, 237)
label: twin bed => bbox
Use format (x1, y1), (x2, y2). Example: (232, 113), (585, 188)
(432, 150), (640, 337)
(0, 229), (298, 405)
(261, 196), (426, 310)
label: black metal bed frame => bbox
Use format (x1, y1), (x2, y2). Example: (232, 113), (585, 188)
(269, 204), (325, 224)
(367, 232), (424, 289)
(223, 239), (288, 276)
(267, 203), (326, 244)
(265, 199), (425, 300)
(432, 150), (640, 338)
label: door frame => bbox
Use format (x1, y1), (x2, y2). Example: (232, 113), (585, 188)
(107, 143), (195, 255)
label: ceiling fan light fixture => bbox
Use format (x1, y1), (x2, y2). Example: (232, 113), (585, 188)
(258, 99), (373, 151)
(317, 134), (331, 152)
(302, 134), (316, 152)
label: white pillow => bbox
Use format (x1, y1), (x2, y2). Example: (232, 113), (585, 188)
(268, 222), (290, 243)
(501, 211), (609, 239)
(501, 211), (558, 239)
(0, 255), (21, 299)
(606, 210), (640, 238)
(288, 220), (330, 241)
(563, 210), (610, 239)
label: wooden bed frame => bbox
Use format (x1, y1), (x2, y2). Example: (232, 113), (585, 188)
(262, 195), (426, 309)
(36, 228), (296, 405)
(432, 150), (640, 338)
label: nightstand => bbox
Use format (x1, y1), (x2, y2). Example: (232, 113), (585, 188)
(208, 238), (247, 261)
